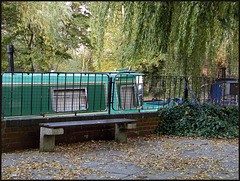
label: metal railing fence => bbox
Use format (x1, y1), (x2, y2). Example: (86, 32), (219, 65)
(141, 75), (239, 109)
(1, 72), (239, 117)
(1, 72), (110, 117)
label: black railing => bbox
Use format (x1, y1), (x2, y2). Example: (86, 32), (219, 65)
(141, 75), (239, 109)
(1, 72), (239, 117)
(1, 72), (110, 117)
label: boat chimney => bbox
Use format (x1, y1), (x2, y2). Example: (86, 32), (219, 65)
(221, 66), (226, 79)
(6, 45), (14, 72)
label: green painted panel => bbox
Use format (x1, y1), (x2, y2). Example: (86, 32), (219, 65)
(2, 72), (143, 116)
(2, 83), (107, 116)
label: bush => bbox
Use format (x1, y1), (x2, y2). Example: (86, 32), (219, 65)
(156, 100), (239, 138)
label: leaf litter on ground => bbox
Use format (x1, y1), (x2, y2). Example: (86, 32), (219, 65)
(1, 134), (238, 180)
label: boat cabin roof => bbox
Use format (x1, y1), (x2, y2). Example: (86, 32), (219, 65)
(2, 70), (144, 84)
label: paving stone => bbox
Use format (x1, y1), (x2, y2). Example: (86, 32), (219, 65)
(125, 170), (187, 180)
(1, 135), (238, 180)
(90, 161), (145, 175)
(83, 172), (128, 180)
(204, 169), (239, 180)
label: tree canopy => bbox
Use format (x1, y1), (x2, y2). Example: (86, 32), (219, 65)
(1, 1), (91, 72)
(1, 1), (239, 77)
(89, 1), (239, 77)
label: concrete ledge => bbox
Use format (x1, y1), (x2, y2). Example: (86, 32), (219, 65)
(39, 127), (64, 152)
(2, 111), (162, 153)
(127, 123), (137, 129)
(115, 123), (128, 143)
(41, 127), (64, 135)
(39, 119), (138, 152)
(3, 111), (159, 127)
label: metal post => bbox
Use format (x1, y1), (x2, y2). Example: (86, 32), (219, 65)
(93, 74), (96, 111)
(183, 77), (188, 102)
(107, 77), (112, 115)
(100, 74), (103, 111)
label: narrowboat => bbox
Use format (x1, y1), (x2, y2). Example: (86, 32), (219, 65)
(1, 70), (149, 117)
(209, 78), (239, 105)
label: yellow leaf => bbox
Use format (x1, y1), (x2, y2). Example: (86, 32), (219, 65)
(185, 111), (188, 115)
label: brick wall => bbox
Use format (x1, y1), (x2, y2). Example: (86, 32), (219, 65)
(1, 121), (39, 152)
(1, 112), (161, 153)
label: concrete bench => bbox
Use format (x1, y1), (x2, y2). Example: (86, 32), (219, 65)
(39, 118), (137, 152)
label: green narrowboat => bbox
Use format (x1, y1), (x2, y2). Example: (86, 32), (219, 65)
(1, 70), (145, 117)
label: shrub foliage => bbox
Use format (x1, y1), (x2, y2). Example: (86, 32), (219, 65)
(156, 100), (239, 138)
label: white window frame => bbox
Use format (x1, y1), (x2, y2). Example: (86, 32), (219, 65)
(51, 87), (88, 112)
(120, 85), (137, 110)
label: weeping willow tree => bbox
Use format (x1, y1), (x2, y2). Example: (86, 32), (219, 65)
(89, 1), (238, 77)
(1, 1), (92, 72)
(1, 2), (74, 71)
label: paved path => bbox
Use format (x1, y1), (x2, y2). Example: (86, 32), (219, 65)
(1, 134), (239, 180)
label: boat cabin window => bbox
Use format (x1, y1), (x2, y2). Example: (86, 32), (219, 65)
(230, 83), (239, 96)
(120, 85), (137, 110)
(51, 87), (88, 112)
(222, 82), (239, 101)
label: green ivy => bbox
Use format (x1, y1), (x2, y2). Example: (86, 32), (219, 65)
(156, 100), (239, 138)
